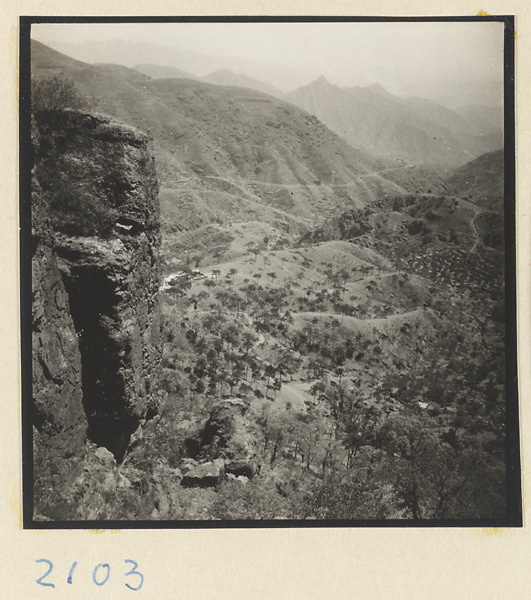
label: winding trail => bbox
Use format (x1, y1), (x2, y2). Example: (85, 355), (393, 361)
(359, 164), (415, 179)
(161, 163), (416, 192)
(275, 383), (308, 411)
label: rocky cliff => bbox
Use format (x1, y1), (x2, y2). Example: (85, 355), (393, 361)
(32, 169), (87, 519)
(32, 110), (163, 518)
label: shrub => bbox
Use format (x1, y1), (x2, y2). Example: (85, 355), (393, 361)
(32, 75), (87, 114)
(298, 479), (396, 519)
(47, 180), (116, 237)
(210, 478), (289, 519)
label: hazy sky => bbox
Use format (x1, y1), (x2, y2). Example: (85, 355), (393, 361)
(32, 21), (505, 102)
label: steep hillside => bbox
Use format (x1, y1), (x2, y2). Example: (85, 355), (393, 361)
(287, 76), (503, 168)
(446, 149), (504, 212)
(133, 63), (199, 80)
(376, 164), (451, 195)
(300, 158), (504, 306)
(202, 68), (285, 99)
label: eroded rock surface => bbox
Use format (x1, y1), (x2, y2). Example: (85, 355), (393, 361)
(32, 111), (163, 518)
(32, 173), (87, 519)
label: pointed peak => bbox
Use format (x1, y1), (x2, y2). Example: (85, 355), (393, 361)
(313, 75), (331, 86)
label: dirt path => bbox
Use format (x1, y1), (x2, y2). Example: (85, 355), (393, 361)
(359, 164), (415, 179)
(275, 383), (308, 411)
(164, 166), (414, 193)
(347, 271), (400, 284)
(206, 174), (362, 190)
(292, 310), (363, 325)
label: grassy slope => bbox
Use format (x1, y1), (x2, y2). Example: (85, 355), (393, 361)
(446, 149), (504, 211)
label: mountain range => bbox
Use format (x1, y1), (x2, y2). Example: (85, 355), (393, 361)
(34, 38), (503, 169)
(31, 40), (408, 229)
(32, 38), (317, 92)
(130, 60), (504, 169)
(33, 37), (503, 109)
(287, 76), (502, 168)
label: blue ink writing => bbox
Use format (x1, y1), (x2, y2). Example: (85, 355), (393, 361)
(92, 563), (111, 587)
(67, 561), (78, 585)
(124, 559), (144, 591)
(35, 559), (55, 588)
(36, 559), (143, 589)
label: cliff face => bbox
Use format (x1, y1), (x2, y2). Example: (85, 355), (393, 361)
(32, 111), (163, 517)
(32, 172), (87, 519)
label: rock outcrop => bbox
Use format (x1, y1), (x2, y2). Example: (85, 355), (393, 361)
(181, 461), (224, 488)
(32, 171), (87, 519)
(32, 110), (163, 518)
(198, 399), (260, 479)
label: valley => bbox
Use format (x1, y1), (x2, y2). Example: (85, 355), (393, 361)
(29, 39), (507, 521)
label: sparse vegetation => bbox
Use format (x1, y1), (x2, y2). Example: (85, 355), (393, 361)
(46, 180), (117, 237)
(148, 193), (505, 519)
(32, 75), (87, 114)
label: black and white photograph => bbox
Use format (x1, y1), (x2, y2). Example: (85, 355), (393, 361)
(22, 17), (519, 525)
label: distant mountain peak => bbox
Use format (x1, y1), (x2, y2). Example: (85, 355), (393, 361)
(368, 82), (388, 94)
(208, 68), (235, 77)
(312, 75), (331, 87)
(202, 68), (285, 99)
(287, 71), (503, 168)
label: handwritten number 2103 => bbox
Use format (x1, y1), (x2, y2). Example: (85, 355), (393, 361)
(35, 559), (144, 590)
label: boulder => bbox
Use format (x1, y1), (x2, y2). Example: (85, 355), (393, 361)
(227, 473), (249, 485)
(181, 461), (223, 488)
(224, 458), (257, 479)
(195, 399), (259, 479)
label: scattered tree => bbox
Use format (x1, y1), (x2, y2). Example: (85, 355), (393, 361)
(32, 75), (87, 114)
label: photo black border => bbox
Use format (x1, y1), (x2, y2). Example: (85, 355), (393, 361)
(20, 14), (521, 529)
